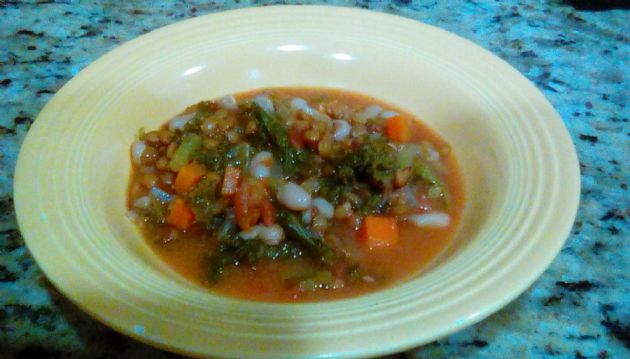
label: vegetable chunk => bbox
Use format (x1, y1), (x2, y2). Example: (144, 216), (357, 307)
(385, 115), (411, 142)
(168, 197), (195, 230)
(359, 216), (399, 249)
(173, 162), (207, 193)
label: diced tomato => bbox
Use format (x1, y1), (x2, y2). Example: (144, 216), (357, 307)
(234, 179), (264, 230)
(260, 197), (276, 226)
(289, 128), (306, 148)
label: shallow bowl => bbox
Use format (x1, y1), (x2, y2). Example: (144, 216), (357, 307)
(14, 6), (580, 358)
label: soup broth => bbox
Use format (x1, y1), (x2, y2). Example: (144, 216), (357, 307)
(127, 88), (464, 302)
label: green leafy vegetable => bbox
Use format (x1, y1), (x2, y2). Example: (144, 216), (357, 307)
(396, 144), (421, 168)
(255, 107), (307, 178)
(193, 142), (229, 172)
(359, 195), (389, 216)
(413, 162), (449, 201)
(187, 173), (224, 229)
(208, 246), (239, 283)
(413, 162), (439, 184)
(225, 142), (252, 169)
(235, 240), (304, 264)
(336, 137), (397, 189)
(145, 195), (168, 224)
(316, 177), (345, 204)
(277, 208), (334, 266)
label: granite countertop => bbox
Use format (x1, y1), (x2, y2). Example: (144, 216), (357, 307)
(1, 1), (628, 358)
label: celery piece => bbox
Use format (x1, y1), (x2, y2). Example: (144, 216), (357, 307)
(169, 133), (202, 171)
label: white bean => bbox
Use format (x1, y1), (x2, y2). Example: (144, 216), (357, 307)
(381, 110), (399, 119)
(131, 141), (146, 165)
(239, 225), (261, 240)
(277, 182), (312, 211)
(168, 112), (195, 131)
(408, 212), (451, 228)
(312, 198), (334, 219)
(332, 120), (351, 141)
(250, 151), (273, 180)
(291, 97), (331, 122)
(259, 224), (285, 245)
(354, 105), (382, 123)
(254, 95), (275, 113)
(290, 98), (310, 112)
(219, 95), (237, 110)
(133, 196), (151, 209)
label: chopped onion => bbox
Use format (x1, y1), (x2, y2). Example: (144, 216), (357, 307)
(362, 275), (376, 283)
(126, 210), (139, 222)
(408, 212), (450, 228)
(254, 95), (274, 113)
(381, 110), (399, 119)
(133, 196), (151, 209)
(427, 147), (440, 162)
(168, 112), (195, 131)
(332, 120), (351, 141)
(219, 95), (237, 110)
(397, 186), (420, 208)
(291, 97), (331, 122)
(353, 105), (382, 123)
(131, 141), (146, 165)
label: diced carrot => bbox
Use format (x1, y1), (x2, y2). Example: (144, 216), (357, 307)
(221, 166), (241, 196)
(358, 216), (398, 249)
(289, 128), (306, 148)
(385, 115), (411, 142)
(167, 197), (195, 231)
(260, 197), (276, 226)
(173, 162), (207, 193)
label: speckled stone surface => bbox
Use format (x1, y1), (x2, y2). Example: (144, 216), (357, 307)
(1, 1), (628, 358)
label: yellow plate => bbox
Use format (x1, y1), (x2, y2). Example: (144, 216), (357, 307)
(14, 6), (580, 358)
